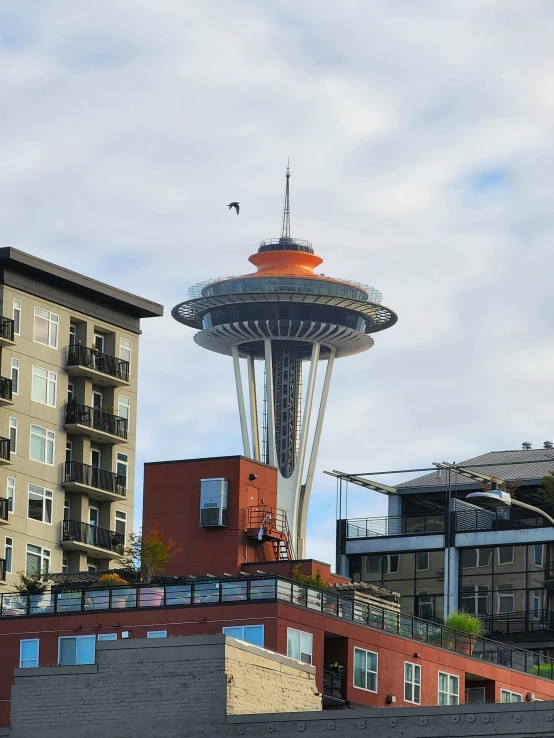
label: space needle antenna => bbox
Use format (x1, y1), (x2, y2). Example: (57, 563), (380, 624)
(280, 160), (291, 240)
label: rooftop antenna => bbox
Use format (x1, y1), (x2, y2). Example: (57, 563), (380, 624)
(280, 160), (291, 240)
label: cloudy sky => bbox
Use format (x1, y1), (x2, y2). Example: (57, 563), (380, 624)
(2, 1), (554, 565)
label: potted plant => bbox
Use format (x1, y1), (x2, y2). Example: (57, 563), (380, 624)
(15, 573), (51, 614)
(97, 573), (132, 608)
(444, 611), (482, 655)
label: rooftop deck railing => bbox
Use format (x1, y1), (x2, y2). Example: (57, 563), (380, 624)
(481, 609), (554, 637)
(1, 574), (554, 681)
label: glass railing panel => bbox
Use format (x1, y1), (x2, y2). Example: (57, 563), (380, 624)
(322, 592), (338, 615)
(337, 598), (353, 620)
(110, 588), (137, 609)
(249, 579), (276, 600)
(277, 579), (293, 602)
(165, 585), (191, 607)
(306, 587), (322, 611)
(221, 580), (248, 602)
(137, 587), (165, 607)
(56, 592), (82, 612)
(192, 582), (220, 605)
(292, 583), (307, 607)
(84, 589), (110, 610)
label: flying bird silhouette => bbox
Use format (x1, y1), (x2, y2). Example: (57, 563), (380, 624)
(227, 202), (240, 215)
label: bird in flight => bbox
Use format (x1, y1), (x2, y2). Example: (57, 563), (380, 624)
(227, 202), (240, 215)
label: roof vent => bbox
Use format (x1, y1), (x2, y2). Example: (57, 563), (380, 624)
(545, 441), (553, 449)
(522, 441), (532, 450)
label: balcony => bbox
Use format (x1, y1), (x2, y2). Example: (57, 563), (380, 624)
(66, 345), (130, 386)
(65, 402), (128, 444)
(0, 377), (13, 406)
(323, 669), (346, 706)
(481, 610), (554, 638)
(0, 317), (15, 347)
(63, 461), (126, 502)
(61, 519), (125, 558)
(345, 513), (446, 539)
(0, 497), (8, 524)
(0, 438), (11, 465)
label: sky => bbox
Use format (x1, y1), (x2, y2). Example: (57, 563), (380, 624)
(2, 0), (554, 566)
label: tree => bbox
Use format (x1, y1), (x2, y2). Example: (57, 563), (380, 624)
(119, 525), (181, 582)
(15, 573), (49, 596)
(539, 472), (554, 504)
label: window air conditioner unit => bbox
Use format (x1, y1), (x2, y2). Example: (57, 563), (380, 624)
(199, 478), (228, 528)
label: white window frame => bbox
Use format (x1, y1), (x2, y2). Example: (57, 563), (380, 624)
(29, 424), (55, 465)
(353, 647), (378, 693)
(532, 589), (543, 620)
(438, 671), (459, 705)
(222, 624), (265, 647)
(497, 546), (514, 565)
(19, 639), (39, 668)
(9, 417), (17, 455)
(497, 583), (515, 615)
(116, 452), (128, 481)
(114, 510), (127, 540)
(117, 395), (130, 423)
(387, 554), (399, 574)
(31, 366), (57, 407)
(13, 298), (21, 336)
(67, 381), (74, 404)
(11, 358), (19, 396)
(5, 536), (13, 574)
(33, 306), (59, 348)
(97, 633), (117, 641)
(7, 476), (15, 514)
(119, 338), (132, 372)
(461, 584), (489, 616)
(416, 551), (429, 572)
(27, 483), (53, 524)
(25, 543), (50, 576)
(501, 689), (522, 703)
(404, 661), (421, 704)
(287, 627), (313, 665)
(61, 556), (68, 574)
(534, 544), (544, 567)
(58, 635), (95, 666)
(463, 548), (492, 568)
(416, 590), (434, 619)
(146, 631), (167, 638)
(365, 555), (381, 574)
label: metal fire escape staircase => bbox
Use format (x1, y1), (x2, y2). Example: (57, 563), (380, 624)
(247, 505), (295, 561)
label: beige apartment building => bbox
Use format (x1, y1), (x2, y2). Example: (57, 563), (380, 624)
(0, 248), (163, 587)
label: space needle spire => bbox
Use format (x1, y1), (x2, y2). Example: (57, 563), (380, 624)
(280, 161), (291, 240)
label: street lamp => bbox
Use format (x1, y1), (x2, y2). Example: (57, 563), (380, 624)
(466, 486), (554, 527)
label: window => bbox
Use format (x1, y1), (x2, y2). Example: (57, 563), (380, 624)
(461, 585), (489, 616)
(26, 544), (50, 576)
(387, 554), (399, 574)
(5, 537), (13, 574)
(30, 425), (55, 465)
(287, 628), (313, 665)
(65, 441), (72, 464)
(31, 366), (57, 406)
(365, 555), (381, 574)
(98, 633), (117, 641)
(64, 496), (70, 521)
(497, 546), (514, 565)
(69, 324), (76, 345)
(13, 298), (21, 335)
(67, 382), (74, 404)
(534, 544), (544, 567)
(353, 648), (378, 692)
(222, 625), (264, 647)
(58, 635), (95, 665)
(19, 639), (39, 668)
(11, 358), (19, 395)
(117, 395), (130, 423)
(116, 452), (128, 481)
(438, 672), (459, 705)
(501, 689), (522, 703)
(532, 589), (543, 619)
(416, 552), (429, 571)
(497, 584), (515, 614)
(115, 510), (126, 539)
(404, 662), (421, 704)
(9, 417), (17, 455)
(28, 484), (53, 524)
(416, 590), (433, 619)
(61, 557), (68, 574)
(7, 476), (15, 514)
(147, 631), (167, 638)
(119, 338), (132, 370)
(463, 548), (492, 568)
(34, 307), (58, 348)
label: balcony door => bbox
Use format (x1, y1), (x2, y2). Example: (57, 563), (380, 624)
(91, 447), (101, 489)
(89, 505), (100, 547)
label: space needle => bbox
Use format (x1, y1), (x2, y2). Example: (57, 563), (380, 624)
(172, 169), (397, 556)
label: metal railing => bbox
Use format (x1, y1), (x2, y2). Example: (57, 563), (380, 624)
(455, 507), (549, 533)
(323, 670), (345, 701)
(1, 573), (554, 682)
(0, 497), (8, 522)
(481, 610), (554, 637)
(248, 505), (295, 559)
(0, 377), (12, 402)
(0, 437), (10, 463)
(62, 520), (125, 553)
(65, 402), (128, 440)
(67, 345), (129, 383)
(0, 317), (14, 342)
(345, 513), (446, 539)
(64, 461), (126, 497)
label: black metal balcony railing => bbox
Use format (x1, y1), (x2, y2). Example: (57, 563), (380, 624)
(345, 513), (446, 539)
(481, 610), (554, 637)
(64, 461), (126, 497)
(0, 317), (15, 342)
(2, 574), (554, 684)
(65, 402), (128, 440)
(0, 438), (10, 463)
(67, 344), (130, 383)
(62, 520), (125, 554)
(0, 377), (12, 402)
(323, 670), (345, 701)
(0, 497), (8, 522)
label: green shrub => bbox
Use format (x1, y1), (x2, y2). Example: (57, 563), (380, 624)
(445, 610), (482, 637)
(530, 663), (554, 678)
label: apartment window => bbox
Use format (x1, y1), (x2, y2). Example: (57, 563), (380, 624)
(532, 589), (543, 619)
(7, 476), (15, 514)
(222, 625), (264, 647)
(416, 590), (434, 619)
(28, 484), (53, 524)
(534, 544), (543, 567)
(98, 633), (117, 641)
(19, 639), (39, 668)
(9, 417), (17, 455)
(13, 298), (21, 335)
(31, 366), (57, 406)
(438, 672), (459, 705)
(26, 544), (50, 576)
(67, 382), (74, 404)
(119, 338), (132, 370)
(497, 546), (514, 565)
(69, 324), (76, 345)
(287, 628), (313, 665)
(353, 648), (378, 692)
(11, 358), (19, 395)
(61, 557), (68, 574)
(387, 554), (399, 574)
(497, 584), (515, 614)
(58, 635), (95, 665)
(462, 548), (492, 568)
(64, 496), (70, 521)
(501, 689), (522, 703)
(365, 555), (381, 574)
(34, 307), (58, 348)
(116, 452), (128, 481)
(118, 395), (130, 423)
(416, 551), (429, 571)
(30, 425), (55, 465)
(65, 441), (72, 464)
(404, 662), (421, 704)
(147, 631), (167, 639)
(461, 585), (489, 616)
(115, 510), (126, 539)
(5, 537), (13, 573)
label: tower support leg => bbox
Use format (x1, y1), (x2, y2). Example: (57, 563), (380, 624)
(247, 355), (260, 461)
(232, 344), (251, 457)
(264, 339), (277, 467)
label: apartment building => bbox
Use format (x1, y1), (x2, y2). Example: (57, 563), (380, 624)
(0, 248), (163, 587)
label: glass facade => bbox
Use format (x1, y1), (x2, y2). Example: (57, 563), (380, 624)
(201, 276), (373, 302)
